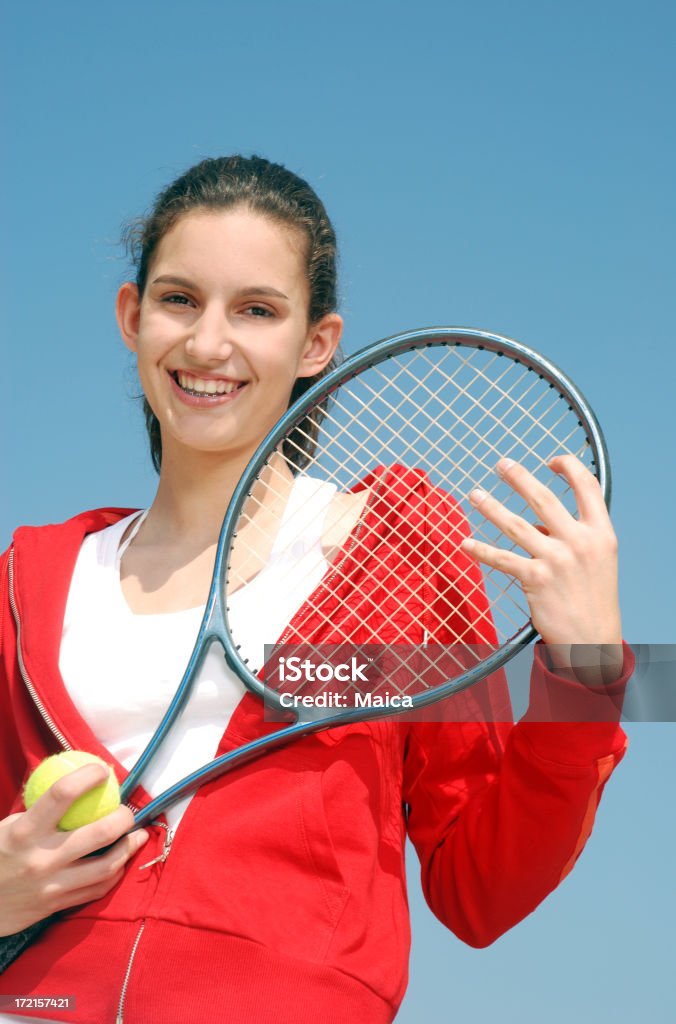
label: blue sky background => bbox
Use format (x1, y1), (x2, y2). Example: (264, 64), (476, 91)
(1, 1), (674, 1019)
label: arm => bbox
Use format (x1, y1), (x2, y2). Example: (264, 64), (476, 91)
(405, 457), (632, 946)
(404, 649), (630, 948)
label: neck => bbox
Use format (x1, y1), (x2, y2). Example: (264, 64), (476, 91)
(147, 443), (258, 547)
(142, 443), (294, 550)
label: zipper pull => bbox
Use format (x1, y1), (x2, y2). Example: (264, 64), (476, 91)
(138, 822), (174, 870)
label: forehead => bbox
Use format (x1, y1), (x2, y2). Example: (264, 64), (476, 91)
(152, 208), (307, 289)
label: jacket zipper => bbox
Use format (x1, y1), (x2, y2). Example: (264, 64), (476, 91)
(115, 920), (146, 1024)
(115, 823), (174, 1023)
(7, 548), (71, 750)
(138, 821), (174, 871)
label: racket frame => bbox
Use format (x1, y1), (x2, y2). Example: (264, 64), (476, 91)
(121, 326), (611, 822)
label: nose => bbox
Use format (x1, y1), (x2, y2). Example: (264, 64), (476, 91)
(184, 306), (235, 364)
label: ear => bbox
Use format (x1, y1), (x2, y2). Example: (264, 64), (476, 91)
(297, 313), (343, 378)
(116, 282), (142, 353)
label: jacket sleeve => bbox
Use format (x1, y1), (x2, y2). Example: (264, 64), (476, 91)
(404, 481), (631, 947)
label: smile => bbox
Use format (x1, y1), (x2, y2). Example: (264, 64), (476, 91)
(173, 371), (245, 395)
(169, 370), (248, 404)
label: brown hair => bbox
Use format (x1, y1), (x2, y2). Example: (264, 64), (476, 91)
(123, 155), (340, 472)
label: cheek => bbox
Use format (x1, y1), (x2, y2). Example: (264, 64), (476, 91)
(133, 354), (162, 400)
(132, 340), (170, 411)
(134, 325), (177, 376)
(258, 338), (307, 382)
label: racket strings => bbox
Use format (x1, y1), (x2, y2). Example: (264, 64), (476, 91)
(231, 474), (492, 698)
(224, 345), (594, 664)
(230, 471), (514, 668)
(288, 376), (580, 567)
(279, 453), (528, 638)
(309, 355), (560, 504)
(228, 422), (563, 652)
(306, 352), (587, 543)
(231, 452), (516, 651)
(438, 347), (571, 450)
(337, 376), (564, 541)
(362, 346), (532, 454)
(227, 409), (565, 647)
(351, 350), (572, 488)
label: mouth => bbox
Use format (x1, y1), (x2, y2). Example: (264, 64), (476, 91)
(169, 370), (248, 401)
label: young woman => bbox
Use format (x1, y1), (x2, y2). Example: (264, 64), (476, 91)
(0, 156), (633, 1023)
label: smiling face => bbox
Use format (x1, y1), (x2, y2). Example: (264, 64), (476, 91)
(117, 207), (342, 467)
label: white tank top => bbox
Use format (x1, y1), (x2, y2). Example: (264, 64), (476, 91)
(58, 475), (337, 831)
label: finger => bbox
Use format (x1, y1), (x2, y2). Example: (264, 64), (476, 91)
(17, 763), (112, 838)
(547, 454), (609, 524)
(468, 487), (549, 557)
(60, 804), (137, 862)
(461, 536), (535, 583)
(496, 458), (576, 536)
(47, 867), (127, 915)
(59, 828), (149, 891)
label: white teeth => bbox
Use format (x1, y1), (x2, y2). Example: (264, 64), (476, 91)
(176, 372), (241, 395)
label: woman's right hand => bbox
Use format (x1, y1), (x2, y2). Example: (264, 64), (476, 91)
(0, 761), (149, 935)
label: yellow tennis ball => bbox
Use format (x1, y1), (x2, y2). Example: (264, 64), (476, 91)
(24, 751), (121, 831)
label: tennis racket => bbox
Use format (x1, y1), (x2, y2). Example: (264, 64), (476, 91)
(124, 324), (610, 825)
(1, 325), (610, 971)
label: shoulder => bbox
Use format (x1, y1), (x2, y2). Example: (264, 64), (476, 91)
(7, 506), (138, 550)
(359, 463), (472, 555)
(3, 507), (139, 582)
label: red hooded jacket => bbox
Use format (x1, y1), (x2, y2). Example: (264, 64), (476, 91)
(0, 473), (632, 1023)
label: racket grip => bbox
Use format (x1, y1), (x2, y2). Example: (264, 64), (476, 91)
(0, 917), (53, 974)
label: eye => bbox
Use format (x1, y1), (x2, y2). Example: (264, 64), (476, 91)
(245, 304), (274, 318)
(161, 293), (193, 306)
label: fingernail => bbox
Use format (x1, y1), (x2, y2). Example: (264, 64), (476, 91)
(469, 488), (487, 504)
(136, 830), (150, 844)
(497, 458), (515, 476)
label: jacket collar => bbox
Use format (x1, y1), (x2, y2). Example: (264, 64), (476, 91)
(10, 508), (141, 779)
(11, 508), (137, 674)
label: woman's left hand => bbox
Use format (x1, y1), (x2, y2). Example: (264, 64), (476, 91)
(461, 455), (623, 685)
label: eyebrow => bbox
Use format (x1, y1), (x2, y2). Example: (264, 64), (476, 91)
(151, 275), (289, 299)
